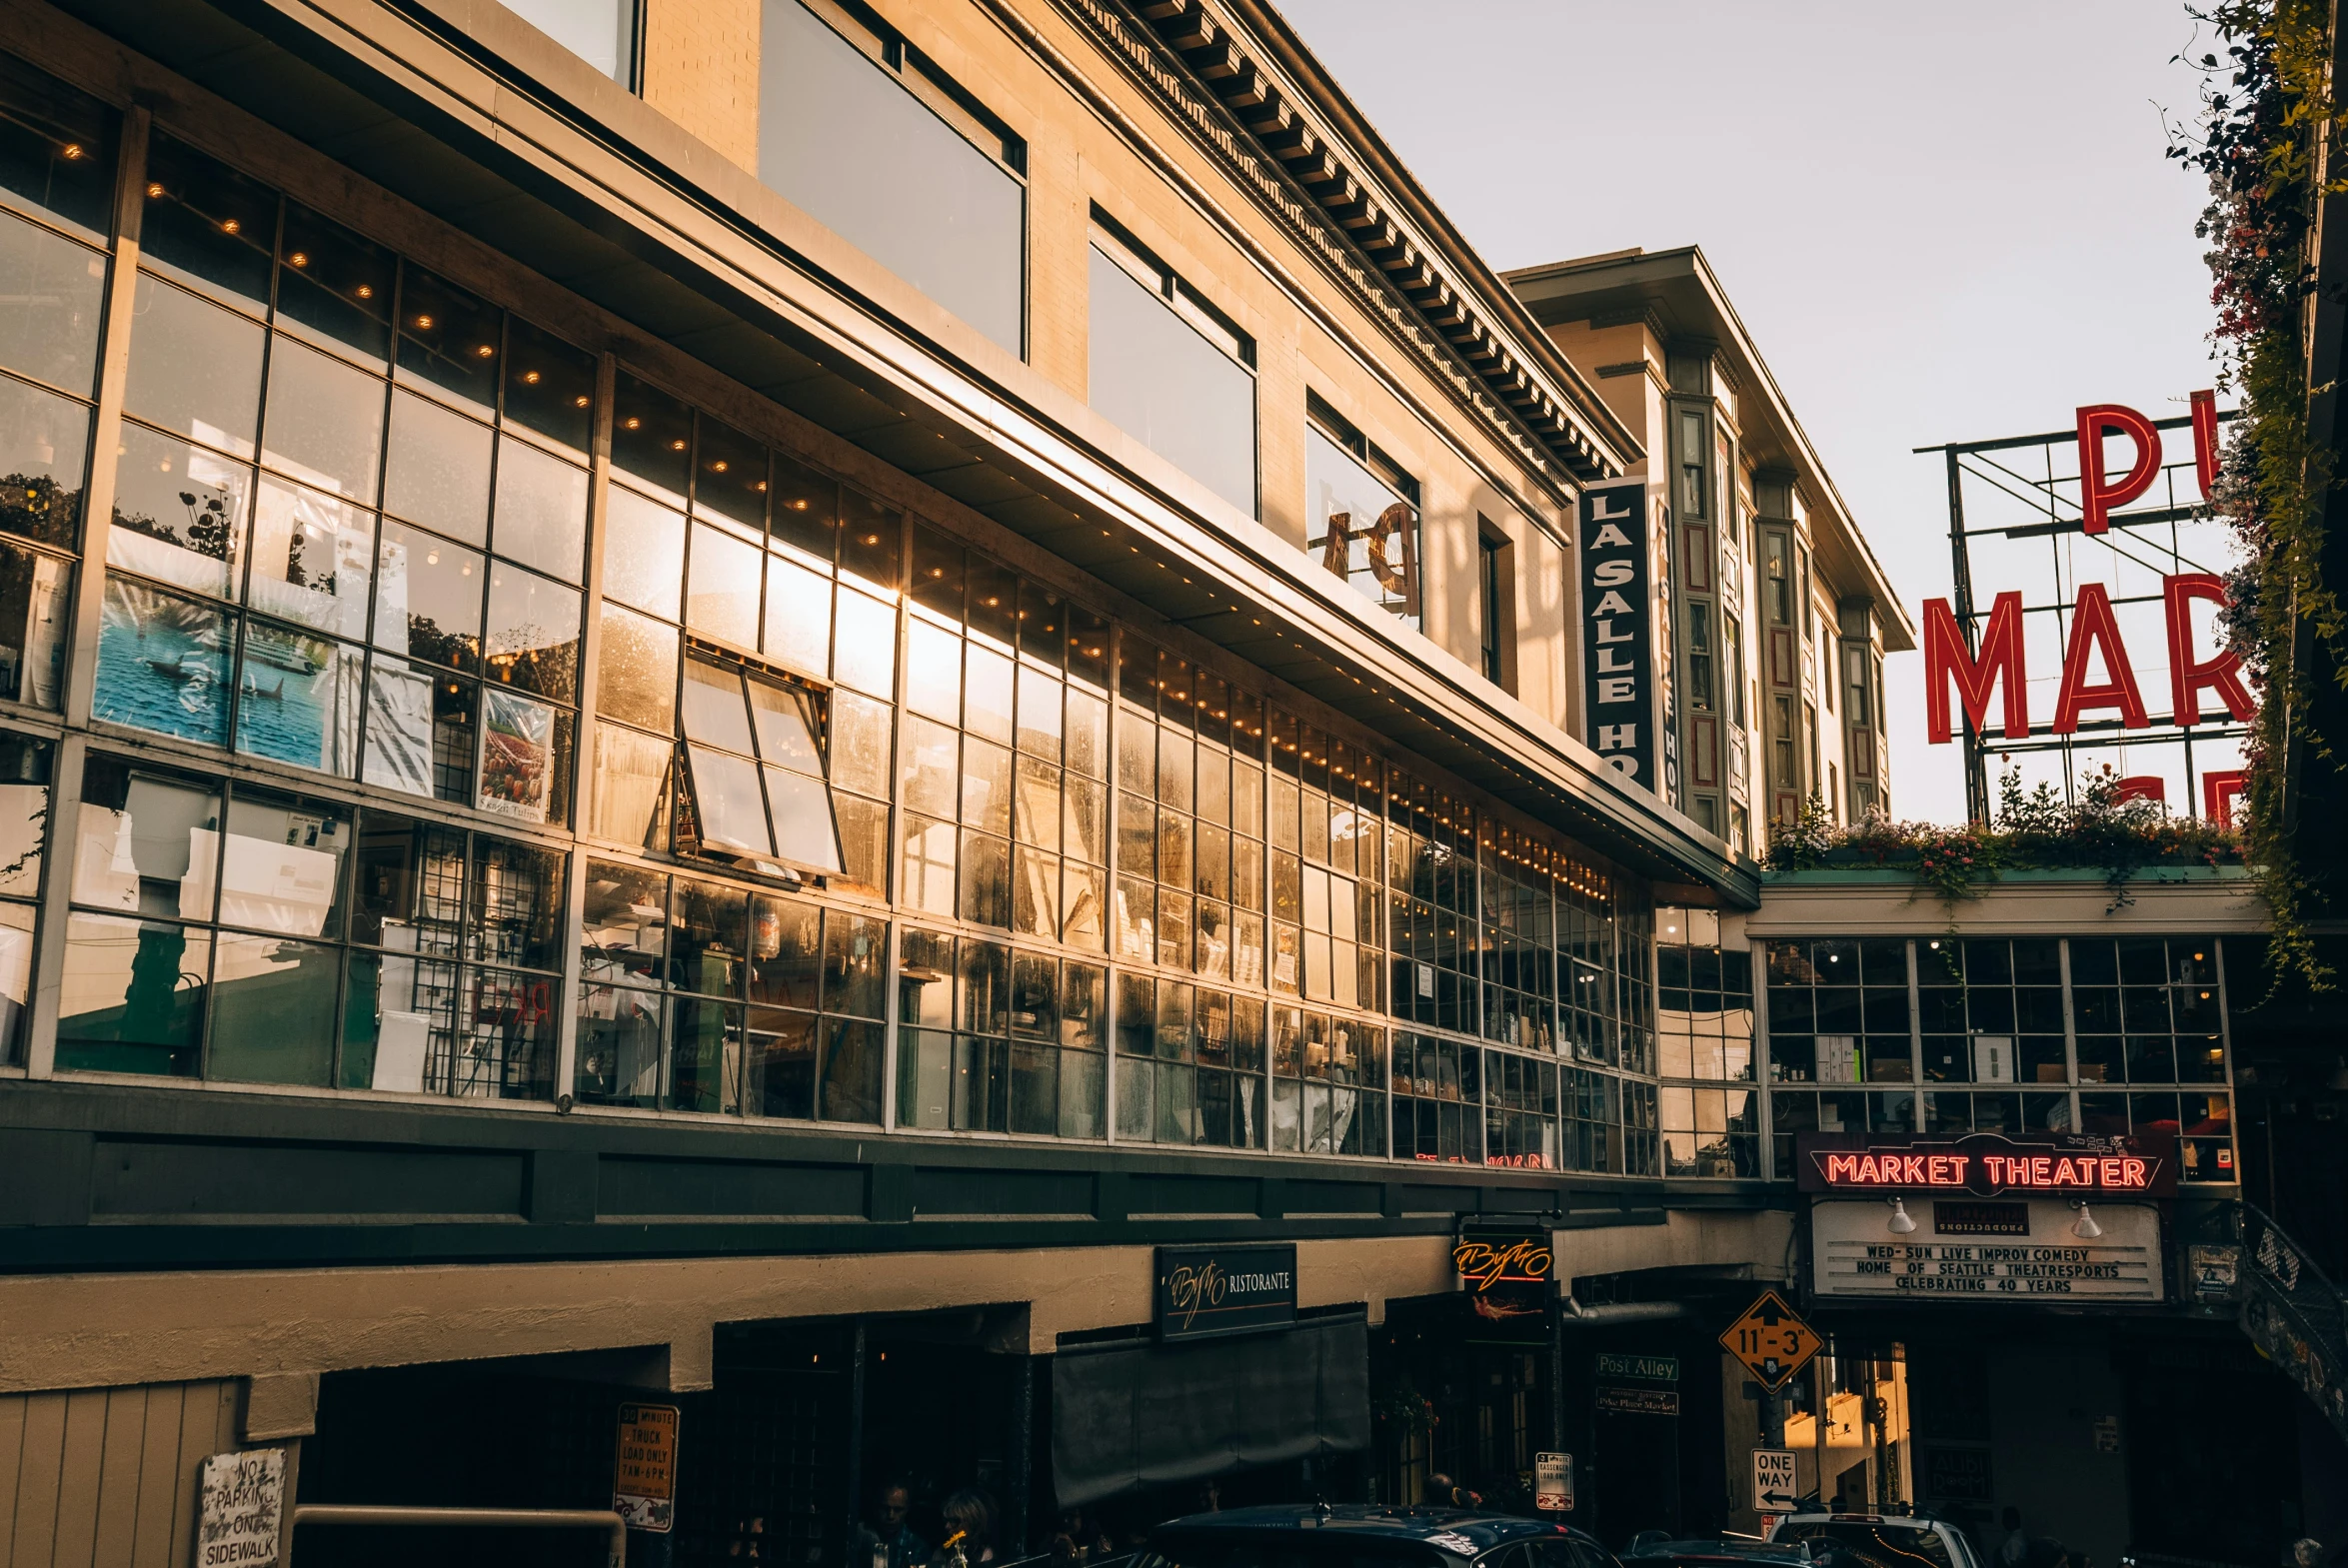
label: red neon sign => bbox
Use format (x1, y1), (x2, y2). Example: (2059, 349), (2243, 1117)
(1796, 1132), (2175, 1198)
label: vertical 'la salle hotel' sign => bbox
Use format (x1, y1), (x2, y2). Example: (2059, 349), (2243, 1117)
(1580, 482), (1656, 788)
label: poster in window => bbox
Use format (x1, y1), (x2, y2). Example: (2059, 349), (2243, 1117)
(235, 625), (360, 778)
(479, 686), (554, 824)
(362, 656), (436, 798)
(93, 575), (230, 745)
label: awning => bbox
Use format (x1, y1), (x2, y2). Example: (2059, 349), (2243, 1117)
(1051, 1315), (1368, 1508)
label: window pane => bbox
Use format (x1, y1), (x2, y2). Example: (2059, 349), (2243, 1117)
(275, 202), (395, 364)
(383, 389), (492, 545)
(1017, 666), (1063, 760)
(588, 721), (671, 848)
(603, 485), (685, 619)
(249, 478), (373, 640)
(93, 577), (231, 746)
(472, 834), (567, 970)
(361, 658), (477, 805)
(124, 274), (264, 458)
(0, 54), (119, 240)
(0, 373), (90, 548)
(492, 438), (589, 583)
(906, 619), (961, 723)
(745, 1005), (816, 1118)
(348, 807), (466, 949)
(503, 317), (595, 457)
(763, 553), (831, 677)
(833, 587), (896, 697)
(1088, 246), (1254, 516)
(208, 932), (339, 1085)
(900, 813), (956, 916)
(597, 600), (679, 732)
(262, 338), (385, 501)
(504, 0), (636, 81)
(747, 678), (824, 775)
(765, 766), (844, 872)
(374, 521), (484, 671)
(573, 979), (665, 1105)
(56, 913), (209, 1075)
(680, 658), (754, 752)
(965, 643), (1014, 744)
(686, 520), (761, 648)
(684, 744), (770, 855)
(667, 993), (741, 1112)
(234, 623), (361, 778)
(396, 268), (501, 419)
(484, 561), (581, 703)
(0, 210), (105, 395)
(1305, 426), (1417, 624)
(0, 901), (31, 1063)
(111, 422), (249, 600)
(758, 0), (1024, 355)
(671, 873), (747, 996)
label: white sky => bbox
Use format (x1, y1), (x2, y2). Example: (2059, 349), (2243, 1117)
(1273, 0), (2221, 823)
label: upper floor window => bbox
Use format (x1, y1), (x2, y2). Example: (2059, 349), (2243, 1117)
(1305, 394), (1418, 628)
(505, 0), (641, 86)
(1087, 214), (1255, 518)
(759, 0), (1025, 356)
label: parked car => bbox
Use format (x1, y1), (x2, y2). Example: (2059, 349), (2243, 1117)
(1621, 1537), (1813, 1567)
(1133, 1504), (1625, 1568)
(1765, 1513), (1986, 1568)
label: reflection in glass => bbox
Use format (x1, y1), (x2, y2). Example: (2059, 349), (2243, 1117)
(686, 521), (761, 648)
(0, 210), (105, 395)
(597, 600), (678, 732)
(374, 520), (483, 671)
(124, 274), (265, 457)
(501, 317), (596, 456)
(382, 389), (492, 544)
(0, 53), (121, 239)
(0, 374), (90, 548)
(56, 913), (211, 1075)
(589, 721), (671, 848)
(0, 539), (69, 707)
(763, 553), (830, 677)
(140, 135), (276, 305)
(275, 201), (395, 362)
(603, 486), (685, 620)
(111, 422), (249, 600)
(262, 337), (386, 500)
(395, 267), (501, 417)
(491, 436), (588, 582)
(250, 477), (372, 639)
(208, 932), (339, 1084)
(833, 587), (896, 697)
(484, 561), (580, 703)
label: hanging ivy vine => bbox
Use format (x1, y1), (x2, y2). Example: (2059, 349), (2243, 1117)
(2173, 0), (2343, 991)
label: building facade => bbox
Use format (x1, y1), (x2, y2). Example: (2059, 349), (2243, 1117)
(0, 0), (2323, 1564)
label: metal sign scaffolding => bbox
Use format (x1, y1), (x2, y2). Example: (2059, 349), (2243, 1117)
(1917, 409), (2246, 823)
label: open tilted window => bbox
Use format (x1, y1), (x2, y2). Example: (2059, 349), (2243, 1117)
(675, 646), (844, 876)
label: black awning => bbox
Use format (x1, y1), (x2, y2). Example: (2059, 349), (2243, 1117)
(1051, 1315), (1368, 1509)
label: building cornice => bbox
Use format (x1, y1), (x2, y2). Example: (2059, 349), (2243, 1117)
(1052, 0), (1636, 487)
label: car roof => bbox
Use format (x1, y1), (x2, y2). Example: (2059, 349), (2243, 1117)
(1152, 1506), (1592, 1557)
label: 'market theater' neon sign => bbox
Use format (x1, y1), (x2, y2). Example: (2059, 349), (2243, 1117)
(1795, 1131), (2176, 1199)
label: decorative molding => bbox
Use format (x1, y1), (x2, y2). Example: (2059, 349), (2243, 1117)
(1051, 0), (1621, 486)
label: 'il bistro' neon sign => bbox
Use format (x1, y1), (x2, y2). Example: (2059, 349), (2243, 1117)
(1795, 1131), (2176, 1199)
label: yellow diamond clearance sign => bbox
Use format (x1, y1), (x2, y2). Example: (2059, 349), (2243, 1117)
(1719, 1288), (1820, 1391)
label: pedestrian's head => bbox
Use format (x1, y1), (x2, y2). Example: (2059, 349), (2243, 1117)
(942, 1489), (998, 1552)
(2003, 1509), (2023, 1531)
(880, 1486), (912, 1527)
(1426, 1473), (1456, 1506)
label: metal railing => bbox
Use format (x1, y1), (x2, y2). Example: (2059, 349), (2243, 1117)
(290, 1504), (628, 1568)
(2237, 1204), (2348, 1445)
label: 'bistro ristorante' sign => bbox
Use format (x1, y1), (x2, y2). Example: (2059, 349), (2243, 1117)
(1454, 1224), (1555, 1344)
(1795, 1131), (2176, 1199)
(1154, 1244), (1297, 1342)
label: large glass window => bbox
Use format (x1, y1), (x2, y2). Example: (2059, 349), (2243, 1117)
(57, 753), (564, 1096)
(758, 0), (1024, 355)
(1088, 223), (1256, 517)
(504, 0), (640, 85)
(1305, 397), (1419, 628)
(98, 136), (588, 819)
(0, 54), (116, 713)
(899, 927), (1103, 1136)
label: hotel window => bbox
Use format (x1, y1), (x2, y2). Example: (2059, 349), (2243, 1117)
(58, 752), (566, 1097)
(1477, 526), (1509, 688)
(102, 134), (590, 824)
(1119, 973), (1264, 1148)
(1305, 394), (1420, 628)
(1677, 409), (1705, 519)
(575, 859), (884, 1121)
(1724, 612), (1747, 727)
(505, 0), (642, 86)
(1088, 214), (1255, 517)
(1478, 825), (1555, 1053)
(902, 523), (1109, 943)
(758, 0), (1026, 355)
(0, 54), (113, 714)
(592, 377), (896, 892)
(1686, 601), (1714, 713)
(0, 732), (48, 1062)
(1713, 428), (1735, 543)
(1385, 780), (1473, 1035)
(898, 928), (1104, 1137)
(1112, 636), (1264, 990)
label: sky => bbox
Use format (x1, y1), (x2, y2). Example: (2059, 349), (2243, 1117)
(1273, 0), (2224, 824)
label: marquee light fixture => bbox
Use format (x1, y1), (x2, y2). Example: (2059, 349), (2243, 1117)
(2072, 1202), (2103, 1240)
(1886, 1197), (1916, 1235)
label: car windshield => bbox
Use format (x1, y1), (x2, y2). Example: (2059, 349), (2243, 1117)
(1137, 1540), (1451, 1568)
(1772, 1525), (1951, 1568)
